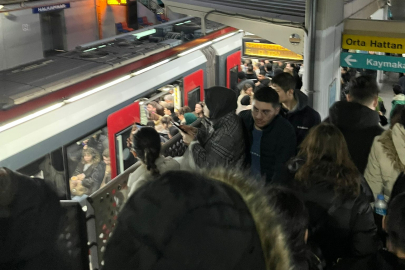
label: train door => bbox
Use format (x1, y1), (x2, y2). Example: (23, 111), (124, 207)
(183, 69), (204, 110)
(226, 51), (241, 96)
(107, 102), (140, 179)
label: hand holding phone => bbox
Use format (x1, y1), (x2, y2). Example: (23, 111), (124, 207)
(171, 121), (188, 134)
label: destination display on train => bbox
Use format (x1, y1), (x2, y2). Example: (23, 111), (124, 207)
(243, 42), (303, 60)
(342, 34), (405, 54)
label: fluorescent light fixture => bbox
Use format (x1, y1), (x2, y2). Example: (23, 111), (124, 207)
(178, 42), (212, 57)
(83, 47), (97, 52)
(98, 45), (107, 48)
(66, 75), (131, 103)
(133, 29), (156, 39)
(213, 32), (237, 42)
(132, 59), (170, 75)
(0, 5), (4, 9)
(0, 102), (64, 133)
(176, 20), (191, 26)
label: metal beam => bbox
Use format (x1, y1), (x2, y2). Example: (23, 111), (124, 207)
(164, 1), (306, 54)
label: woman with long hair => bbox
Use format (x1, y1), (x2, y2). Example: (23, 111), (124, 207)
(127, 127), (179, 196)
(194, 102), (205, 118)
(70, 147), (105, 197)
(282, 123), (379, 267)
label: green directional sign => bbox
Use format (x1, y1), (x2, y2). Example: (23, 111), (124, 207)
(340, 52), (405, 72)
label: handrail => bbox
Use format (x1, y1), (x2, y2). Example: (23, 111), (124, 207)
(85, 161), (141, 269)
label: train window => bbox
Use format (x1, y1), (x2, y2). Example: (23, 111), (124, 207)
(66, 127), (110, 201)
(17, 149), (67, 199)
(229, 66), (239, 94)
(115, 124), (137, 175)
(187, 87), (201, 112)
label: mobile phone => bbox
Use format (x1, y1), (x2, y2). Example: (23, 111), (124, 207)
(171, 120), (188, 133)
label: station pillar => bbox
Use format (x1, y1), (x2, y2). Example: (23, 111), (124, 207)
(304, 0), (345, 119)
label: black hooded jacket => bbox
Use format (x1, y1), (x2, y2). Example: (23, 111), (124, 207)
(280, 91), (321, 146)
(102, 170), (292, 270)
(278, 160), (380, 266)
(191, 86), (246, 168)
(327, 101), (384, 174)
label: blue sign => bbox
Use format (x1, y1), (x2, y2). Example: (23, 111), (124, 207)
(32, 3), (70, 13)
(341, 52), (405, 73)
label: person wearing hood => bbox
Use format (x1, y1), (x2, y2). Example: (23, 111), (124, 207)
(102, 169), (292, 270)
(327, 75), (384, 174)
(364, 105), (405, 202)
(180, 86), (246, 169)
(239, 87), (296, 183)
(272, 73), (321, 146)
(0, 167), (69, 270)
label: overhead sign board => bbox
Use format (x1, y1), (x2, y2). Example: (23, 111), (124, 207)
(243, 40), (303, 60)
(342, 34), (405, 54)
(340, 52), (405, 73)
(32, 3), (70, 13)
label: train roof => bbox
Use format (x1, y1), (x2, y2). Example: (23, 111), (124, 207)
(0, 17), (224, 110)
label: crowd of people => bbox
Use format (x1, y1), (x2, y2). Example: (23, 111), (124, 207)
(2, 59), (405, 270)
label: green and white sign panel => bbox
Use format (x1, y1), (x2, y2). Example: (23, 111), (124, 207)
(340, 52), (405, 72)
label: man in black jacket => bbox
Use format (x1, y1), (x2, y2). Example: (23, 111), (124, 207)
(327, 76), (383, 174)
(272, 73), (321, 146)
(239, 87), (296, 184)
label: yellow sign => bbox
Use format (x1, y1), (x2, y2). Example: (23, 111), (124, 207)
(107, 0), (126, 5)
(342, 34), (405, 54)
(244, 42), (303, 60)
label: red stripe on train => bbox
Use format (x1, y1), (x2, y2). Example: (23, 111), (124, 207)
(0, 27), (237, 124)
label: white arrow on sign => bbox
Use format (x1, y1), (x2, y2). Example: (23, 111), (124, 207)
(344, 54), (357, 66)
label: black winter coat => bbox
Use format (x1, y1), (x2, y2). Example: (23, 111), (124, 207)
(191, 112), (246, 168)
(278, 161), (380, 266)
(73, 162), (105, 195)
(102, 170), (292, 270)
(332, 249), (405, 270)
(280, 91), (321, 146)
(239, 112), (296, 184)
(327, 101), (384, 174)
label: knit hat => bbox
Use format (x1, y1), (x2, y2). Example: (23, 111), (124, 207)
(184, 112), (198, 125)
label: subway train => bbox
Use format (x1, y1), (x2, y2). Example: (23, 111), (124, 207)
(0, 16), (243, 197)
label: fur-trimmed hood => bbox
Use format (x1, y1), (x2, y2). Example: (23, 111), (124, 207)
(206, 169), (292, 270)
(103, 169), (292, 270)
(378, 123), (405, 172)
